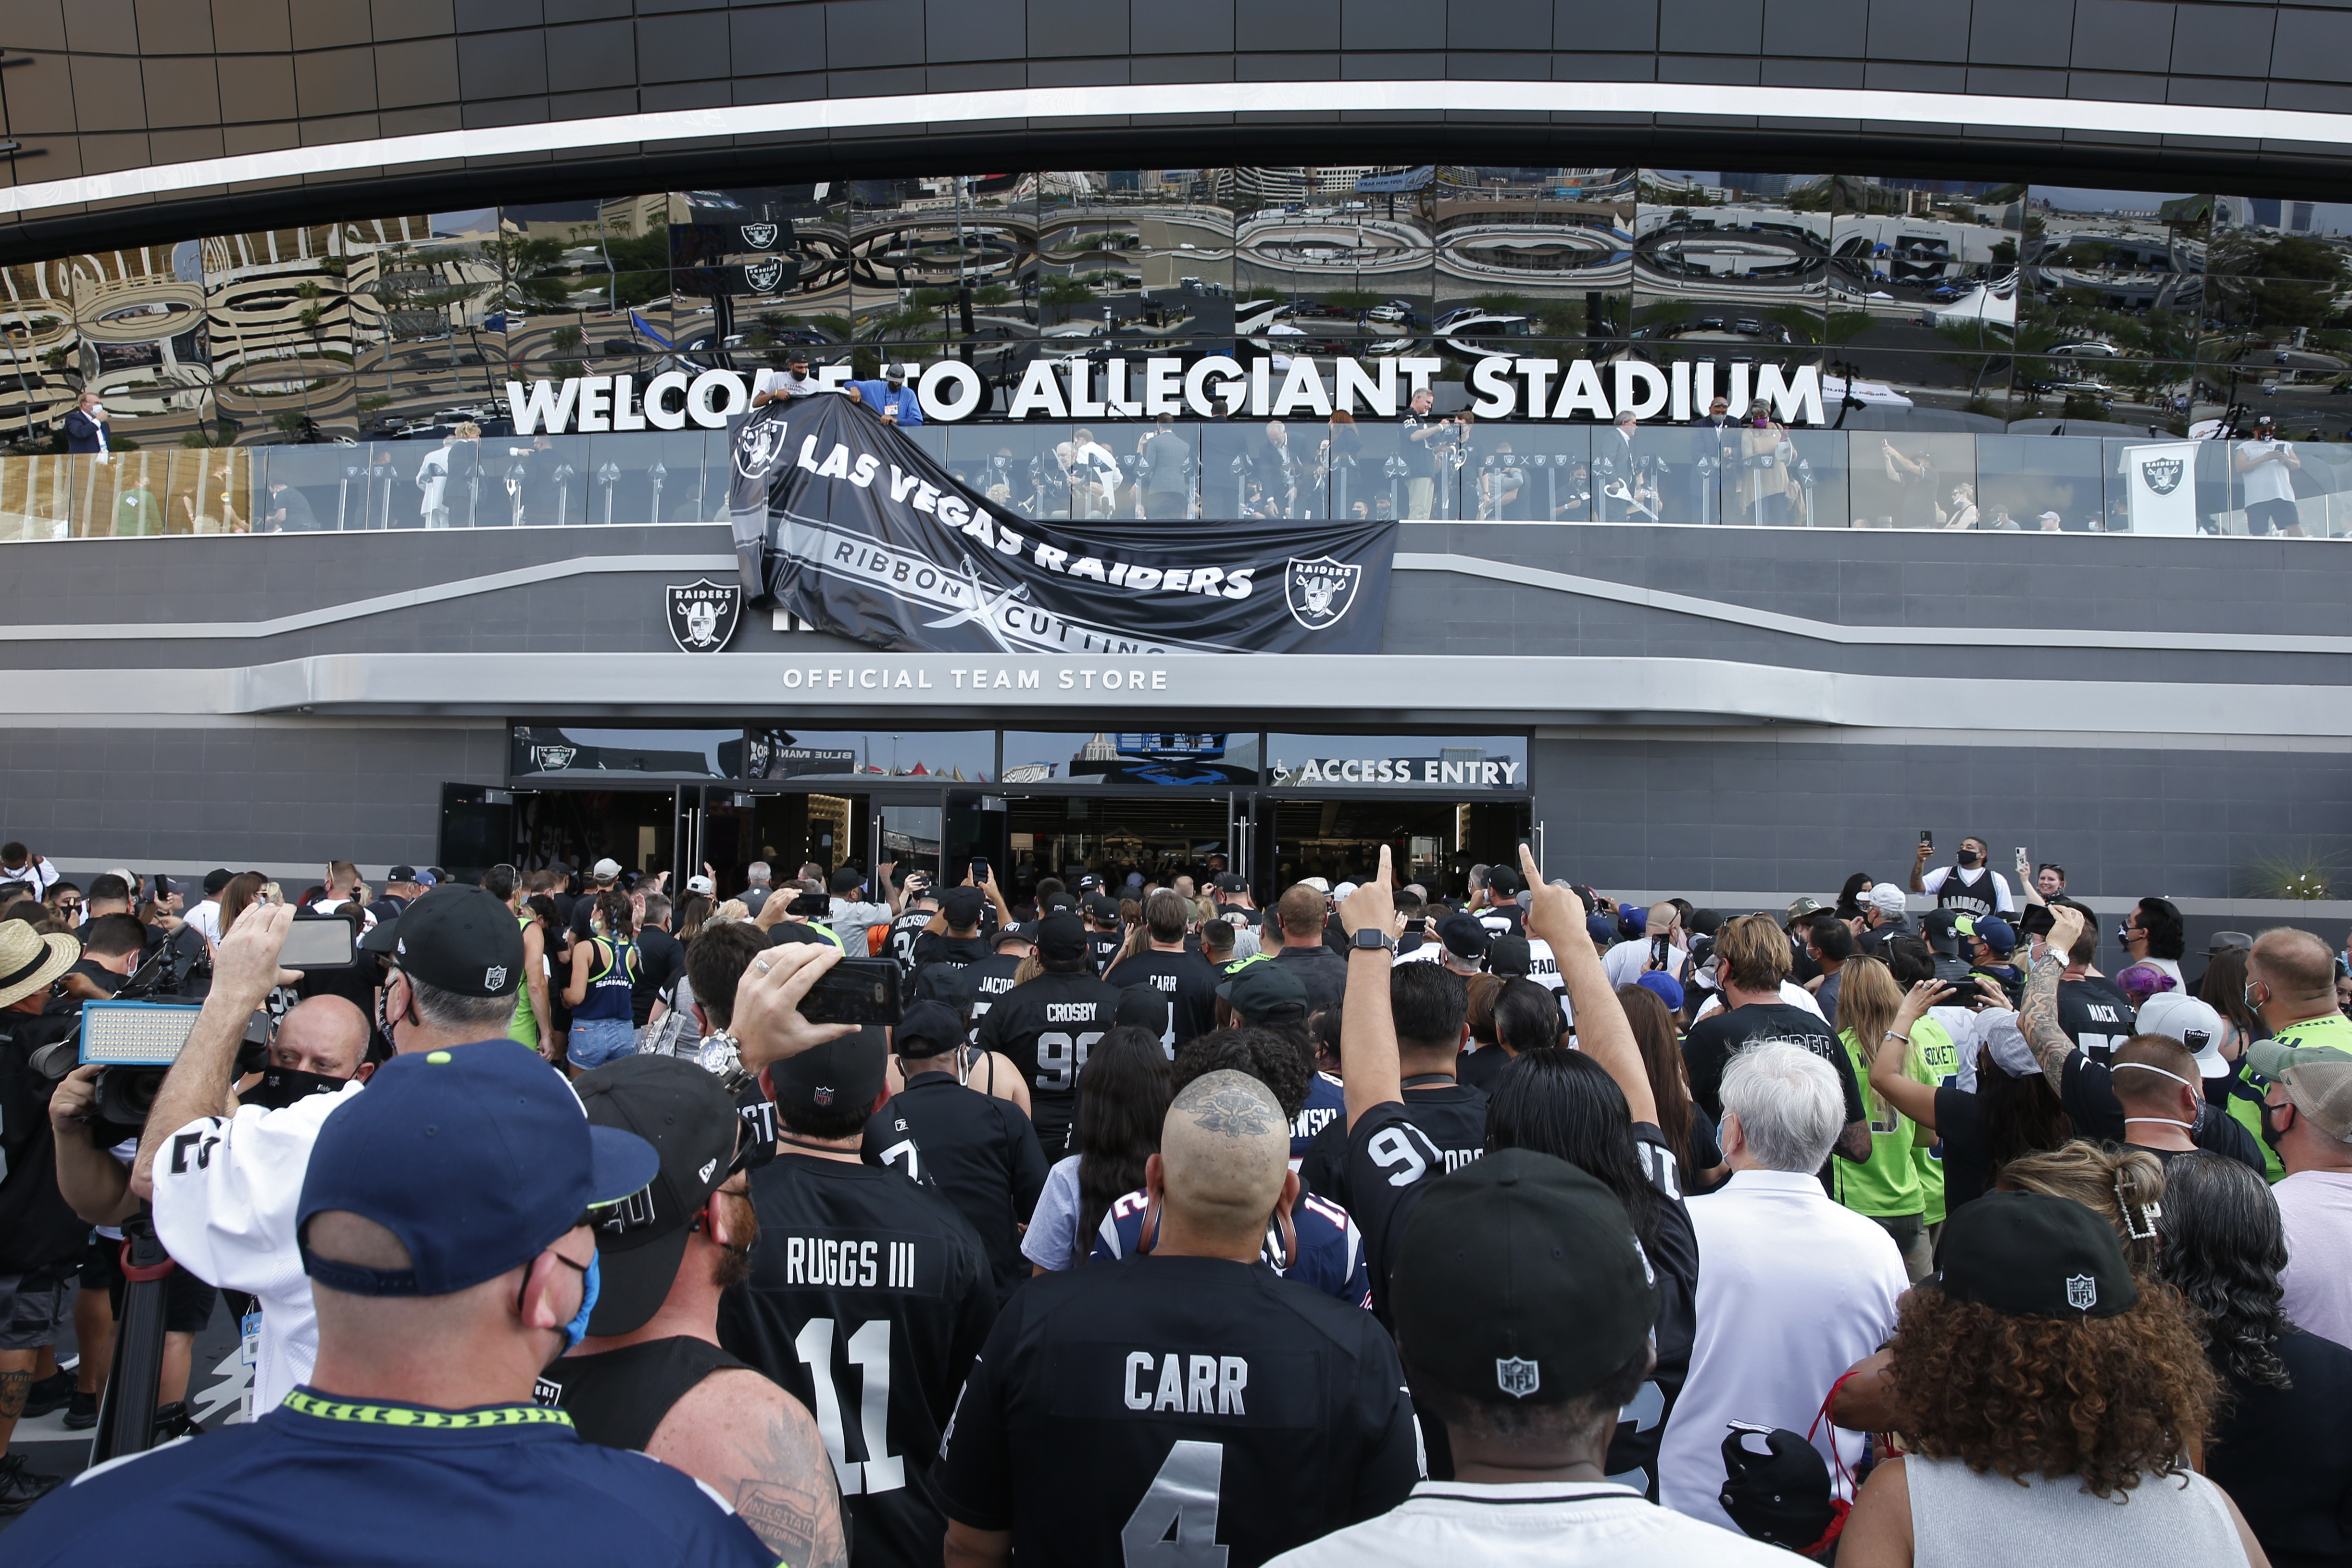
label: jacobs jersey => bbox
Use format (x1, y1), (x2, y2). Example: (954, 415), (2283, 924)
(1091, 1187), (1373, 1308)
(1299, 1079), (1487, 1211)
(961, 953), (1025, 1033)
(863, 1073), (1051, 1301)
(716, 1153), (999, 1568)
(2057, 977), (2138, 1063)
(933, 1254), (1422, 1568)
(1290, 1072), (1347, 1164)
(887, 911), (935, 972)
(1102, 949), (1221, 1053)
(972, 970), (1123, 1154)
(1344, 1100), (1698, 1501)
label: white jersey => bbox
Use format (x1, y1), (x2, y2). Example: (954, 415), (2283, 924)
(150, 1081), (365, 1413)
(185, 900), (224, 946)
(1692, 979), (1824, 1024)
(1603, 937), (1685, 991)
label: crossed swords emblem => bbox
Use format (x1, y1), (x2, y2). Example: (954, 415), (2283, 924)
(920, 556), (1030, 652)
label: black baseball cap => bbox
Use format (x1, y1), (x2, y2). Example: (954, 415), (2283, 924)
(574, 1056), (742, 1335)
(1116, 985), (1171, 1036)
(1488, 934), (1532, 977)
(387, 885), (525, 998)
(1391, 1148), (1659, 1404)
(1215, 960), (1307, 1024)
(202, 868), (234, 896)
(994, 921), (1037, 950)
(388, 865), (419, 884)
(892, 1000), (966, 1061)
(770, 1025), (889, 1121)
(1038, 911), (1088, 963)
(1486, 865), (1521, 897)
(1214, 872), (1246, 893)
(299, 1042), (658, 1298)
(1085, 893), (1123, 924)
(1921, 907), (1964, 959)
(1439, 912), (1492, 960)
(940, 886), (986, 928)
(1933, 1190), (2138, 1320)
(1076, 873), (1102, 891)
(913, 961), (976, 1010)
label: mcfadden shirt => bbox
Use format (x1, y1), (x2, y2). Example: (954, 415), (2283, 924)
(1104, 948), (1222, 1052)
(933, 1254), (1421, 1568)
(1343, 1100), (1699, 1500)
(5, 1390), (776, 1568)
(972, 970), (1122, 1154)
(716, 1153), (998, 1568)
(1092, 1187), (1372, 1309)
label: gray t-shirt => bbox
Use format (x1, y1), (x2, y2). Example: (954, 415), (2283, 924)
(1019, 1155), (1084, 1272)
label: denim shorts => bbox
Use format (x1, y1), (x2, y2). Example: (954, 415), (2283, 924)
(567, 1017), (636, 1071)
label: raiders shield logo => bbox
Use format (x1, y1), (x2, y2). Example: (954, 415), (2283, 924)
(740, 222), (780, 251)
(530, 744), (578, 771)
(2065, 1273), (2099, 1311)
(667, 578), (742, 653)
(734, 414), (794, 481)
(2140, 456), (2184, 495)
(1495, 1357), (1541, 1399)
(1285, 555), (1362, 631)
(742, 257), (786, 293)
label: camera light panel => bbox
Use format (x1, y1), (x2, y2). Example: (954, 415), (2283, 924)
(79, 1000), (206, 1066)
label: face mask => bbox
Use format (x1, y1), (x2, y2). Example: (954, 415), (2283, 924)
(788, 369), (806, 382)
(2260, 1099), (2291, 1150)
(243, 1066), (347, 1110)
(1954, 848), (1981, 868)
(559, 1253), (600, 1355)
(2245, 982), (2264, 1015)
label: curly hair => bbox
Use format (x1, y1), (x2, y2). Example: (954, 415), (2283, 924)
(1887, 1283), (2219, 1499)
(2154, 1151), (2295, 1392)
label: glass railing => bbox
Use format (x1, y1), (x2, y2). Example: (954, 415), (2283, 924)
(2, 422), (2343, 541)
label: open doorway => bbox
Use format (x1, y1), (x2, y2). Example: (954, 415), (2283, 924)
(1268, 797), (1529, 901)
(1005, 794), (1232, 889)
(512, 789), (678, 878)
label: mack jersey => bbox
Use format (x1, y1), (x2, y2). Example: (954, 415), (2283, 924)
(2056, 977), (2138, 1063)
(717, 1153), (998, 1568)
(934, 1254), (1421, 1568)
(972, 970), (1122, 1155)
(1299, 1079), (1487, 1211)
(1344, 1100), (1698, 1500)
(1091, 1187), (1373, 1308)
(1102, 948), (1221, 1052)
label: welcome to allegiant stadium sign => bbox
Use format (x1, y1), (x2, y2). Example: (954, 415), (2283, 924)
(503, 355), (1827, 432)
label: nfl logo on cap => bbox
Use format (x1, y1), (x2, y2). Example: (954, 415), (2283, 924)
(2065, 1274), (2098, 1311)
(484, 965), (508, 991)
(813, 1085), (834, 1107)
(1495, 1357), (1540, 1399)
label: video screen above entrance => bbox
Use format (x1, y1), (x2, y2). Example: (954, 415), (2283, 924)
(1001, 732), (1263, 787)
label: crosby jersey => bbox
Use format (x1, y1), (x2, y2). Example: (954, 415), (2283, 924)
(716, 1153), (998, 1568)
(933, 1254), (1422, 1568)
(1299, 1079), (1487, 1211)
(1103, 949), (1222, 1053)
(972, 970), (1122, 1154)
(1344, 1100), (1699, 1501)
(1091, 1187), (1373, 1309)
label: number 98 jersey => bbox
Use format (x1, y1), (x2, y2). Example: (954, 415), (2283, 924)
(934, 1254), (1423, 1568)
(972, 969), (1124, 1156)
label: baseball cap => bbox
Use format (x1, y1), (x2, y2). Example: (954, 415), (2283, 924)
(1933, 1190), (2138, 1320)
(1636, 970), (1686, 1013)
(1216, 961), (1307, 1025)
(298, 1042), (658, 1298)
(1116, 985), (1172, 1036)
(1037, 911), (1088, 963)
(1486, 865), (1522, 898)
(883, 363), (908, 384)
(1617, 905), (1647, 938)
(590, 857), (622, 881)
(1921, 908), (1964, 958)
(1586, 913), (1616, 945)
(892, 1000), (967, 1061)
(1959, 914), (2016, 956)
(1085, 893), (1124, 923)
(574, 1056), (742, 1335)
(2249, 1040), (2352, 1141)
(770, 1025), (889, 1121)
(203, 867), (235, 896)
(1299, 877), (1331, 895)
(1438, 912), (1491, 960)
(1214, 872), (1246, 894)
(1786, 895), (1826, 921)
(1868, 882), (1907, 918)
(684, 874), (716, 896)
(1331, 881), (1360, 902)
(420, 868), (442, 888)
(939, 886), (986, 928)
(2135, 993), (2230, 1079)
(1076, 873), (1102, 892)
(387, 885), (525, 999)
(1391, 1149), (1660, 1404)
(830, 867), (865, 896)
(387, 866), (418, 886)
(994, 921), (1038, 950)
(1488, 935), (1532, 978)
(2254, 412), (2277, 428)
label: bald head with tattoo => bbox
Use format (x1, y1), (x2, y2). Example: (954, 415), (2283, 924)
(1144, 1071), (1299, 1261)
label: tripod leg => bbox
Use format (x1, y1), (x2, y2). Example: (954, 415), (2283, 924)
(91, 1219), (172, 1464)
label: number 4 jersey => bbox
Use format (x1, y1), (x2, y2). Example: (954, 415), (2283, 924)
(717, 1153), (1000, 1568)
(934, 1254), (1422, 1568)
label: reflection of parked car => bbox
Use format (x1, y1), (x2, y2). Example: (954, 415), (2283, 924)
(1044, 322), (1104, 338)
(2051, 341), (2121, 358)
(1733, 318), (1763, 335)
(599, 337), (660, 356)
(1696, 316), (1726, 331)
(772, 326), (833, 346)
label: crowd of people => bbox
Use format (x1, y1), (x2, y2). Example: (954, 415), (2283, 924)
(1, 829), (2348, 1566)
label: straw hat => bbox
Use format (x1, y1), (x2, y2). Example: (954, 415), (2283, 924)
(0, 919), (79, 1009)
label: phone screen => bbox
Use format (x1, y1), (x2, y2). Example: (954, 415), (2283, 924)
(279, 918), (357, 969)
(800, 958), (903, 1026)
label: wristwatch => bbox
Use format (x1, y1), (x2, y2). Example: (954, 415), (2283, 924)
(1351, 927), (1396, 954)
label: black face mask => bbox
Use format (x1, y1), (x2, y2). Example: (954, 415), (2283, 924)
(243, 1065), (349, 1110)
(1954, 848), (1981, 868)
(2260, 1099), (2291, 1150)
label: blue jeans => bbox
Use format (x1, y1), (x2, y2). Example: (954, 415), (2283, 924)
(567, 1016), (635, 1071)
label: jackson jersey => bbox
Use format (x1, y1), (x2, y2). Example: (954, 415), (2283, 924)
(887, 910), (934, 972)
(1299, 1079), (1486, 1210)
(1091, 1188), (1373, 1309)
(1344, 1100), (1698, 1501)
(1102, 949), (1221, 1053)
(716, 1154), (998, 1568)
(933, 1254), (1421, 1568)
(972, 970), (1122, 1155)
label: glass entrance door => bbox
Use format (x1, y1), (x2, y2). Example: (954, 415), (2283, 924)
(1268, 796), (1531, 901)
(1002, 792), (1236, 892)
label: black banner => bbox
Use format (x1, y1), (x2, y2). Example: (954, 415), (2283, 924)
(727, 395), (1397, 655)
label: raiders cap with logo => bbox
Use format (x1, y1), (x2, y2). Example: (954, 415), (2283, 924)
(573, 1056), (744, 1336)
(385, 885), (524, 999)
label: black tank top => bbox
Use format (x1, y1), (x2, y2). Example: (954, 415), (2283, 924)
(535, 1336), (751, 1453)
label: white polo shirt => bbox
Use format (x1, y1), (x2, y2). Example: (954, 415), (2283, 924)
(1262, 1480), (1790, 1568)
(1658, 1168), (1908, 1531)
(150, 1082), (364, 1413)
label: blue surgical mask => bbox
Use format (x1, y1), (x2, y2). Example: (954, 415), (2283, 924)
(561, 1253), (600, 1353)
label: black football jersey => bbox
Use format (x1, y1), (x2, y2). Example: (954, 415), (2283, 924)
(1476, 902), (1526, 937)
(2057, 977), (2138, 1063)
(1087, 929), (1126, 976)
(1299, 1078), (1486, 1210)
(1102, 949), (1222, 1053)
(1343, 1099), (1697, 1501)
(961, 953), (1025, 1034)
(886, 911), (934, 973)
(863, 1072), (1051, 1301)
(972, 970), (1122, 1155)
(717, 1153), (999, 1568)
(911, 932), (992, 971)
(933, 1254), (1421, 1568)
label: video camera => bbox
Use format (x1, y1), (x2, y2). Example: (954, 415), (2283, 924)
(32, 947), (273, 1141)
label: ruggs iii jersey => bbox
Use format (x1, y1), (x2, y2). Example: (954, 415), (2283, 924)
(934, 1254), (1421, 1568)
(717, 1154), (998, 1568)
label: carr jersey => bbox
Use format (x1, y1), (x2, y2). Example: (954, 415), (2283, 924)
(933, 1254), (1422, 1568)
(1103, 949), (1222, 1052)
(1091, 1188), (1373, 1309)
(961, 953), (1025, 1033)
(972, 970), (1123, 1154)
(716, 1153), (999, 1568)
(862, 1073), (1051, 1300)
(1344, 1100), (1699, 1501)
(1300, 1079), (1487, 1210)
